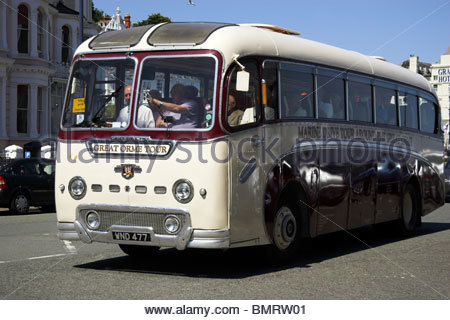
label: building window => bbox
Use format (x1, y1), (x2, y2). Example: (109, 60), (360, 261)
(61, 25), (71, 63)
(51, 82), (65, 136)
(37, 9), (44, 58)
(17, 4), (29, 54)
(17, 85), (29, 134)
(37, 87), (44, 135)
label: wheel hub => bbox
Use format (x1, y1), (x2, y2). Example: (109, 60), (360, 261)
(274, 206), (297, 250)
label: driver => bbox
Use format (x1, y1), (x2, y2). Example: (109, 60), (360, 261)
(116, 85), (155, 128)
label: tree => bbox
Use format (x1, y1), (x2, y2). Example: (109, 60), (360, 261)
(91, 2), (105, 23)
(133, 13), (171, 27)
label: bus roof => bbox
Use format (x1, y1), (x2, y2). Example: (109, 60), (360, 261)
(76, 22), (432, 93)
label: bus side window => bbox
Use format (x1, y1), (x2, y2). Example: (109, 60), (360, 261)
(398, 91), (418, 129)
(375, 87), (397, 126)
(280, 65), (314, 118)
(348, 81), (372, 123)
(227, 61), (261, 127)
(262, 61), (279, 121)
(317, 75), (345, 120)
(419, 97), (438, 134)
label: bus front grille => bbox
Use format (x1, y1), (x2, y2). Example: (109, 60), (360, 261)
(79, 209), (186, 235)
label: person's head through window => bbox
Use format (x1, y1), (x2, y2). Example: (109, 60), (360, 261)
(124, 85), (132, 106)
(228, 94), (237, 112)
(170, 84), (186, 104)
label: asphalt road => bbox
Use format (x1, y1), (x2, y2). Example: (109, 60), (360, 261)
(0, 204), (449, 300)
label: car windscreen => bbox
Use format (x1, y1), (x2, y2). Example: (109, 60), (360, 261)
(134, 56), (217, 130)
(61, 58), (136, 129)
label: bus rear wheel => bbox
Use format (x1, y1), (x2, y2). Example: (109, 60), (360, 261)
(398, 184), (420, 235)
(265, 199), (303, 263)
(119, 244), (159, 258)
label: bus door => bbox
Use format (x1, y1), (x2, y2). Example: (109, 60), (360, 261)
(227, 61), (268, 246)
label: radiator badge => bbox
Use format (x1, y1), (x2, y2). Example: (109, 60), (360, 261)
(114, 164), (142, 180)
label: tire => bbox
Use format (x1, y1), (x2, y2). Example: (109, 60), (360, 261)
(9, 192), (30, 214)
(398, 184), (420, 235)
(264, 198), (304, 263)
(119, 244), (159, 258)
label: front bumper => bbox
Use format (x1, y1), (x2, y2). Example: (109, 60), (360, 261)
(57, 204), (230, 250)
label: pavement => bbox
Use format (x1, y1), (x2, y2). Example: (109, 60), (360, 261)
(0, 204), (449, 299)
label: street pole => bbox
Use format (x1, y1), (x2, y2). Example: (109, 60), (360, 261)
(79, 0), (84, 46)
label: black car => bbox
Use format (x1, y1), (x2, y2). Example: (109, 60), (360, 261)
(0, 158), (55, 214)
(445, 160), (450, 202)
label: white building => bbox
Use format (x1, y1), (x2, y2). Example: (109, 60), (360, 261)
(430, 46), (450, 148)
(0, 0), (100, 149)
(99, 7), (130, 32)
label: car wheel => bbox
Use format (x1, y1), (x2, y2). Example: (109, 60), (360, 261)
(398, 184), (419, 235)
(264, 199), (303, 264)
(10, 192), (30, 214)
(119, 244), (159, 258)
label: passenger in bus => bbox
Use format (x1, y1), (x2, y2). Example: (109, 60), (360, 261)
(116, 85), (155, 128)
(318, 90), (334, 118)
(376, 92), (396, 125)
(150, 84), (200, 128)
(227, 92), (244, 126)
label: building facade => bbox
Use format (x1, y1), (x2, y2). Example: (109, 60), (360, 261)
(0, 0), (100, 150)
(430, 47), (450, 149)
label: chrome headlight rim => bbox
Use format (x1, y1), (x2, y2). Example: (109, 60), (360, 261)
(68, 176), (87, 200)
(172, 179), (194, 204)
(85, 210), (101, 230)
(163, 215), (182, 234)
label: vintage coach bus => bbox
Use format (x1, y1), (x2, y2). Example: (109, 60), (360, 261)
(57, 22), (445, 261)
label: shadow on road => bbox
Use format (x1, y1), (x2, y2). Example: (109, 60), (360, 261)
(0, 207), (48, 216)
(74, 221), (450, 279)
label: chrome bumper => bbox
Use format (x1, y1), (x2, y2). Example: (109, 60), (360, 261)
(57, 204), (230, 250)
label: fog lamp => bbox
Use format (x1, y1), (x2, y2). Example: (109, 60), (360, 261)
(85, 210), (100, 230)
(164, 216), (181, 234)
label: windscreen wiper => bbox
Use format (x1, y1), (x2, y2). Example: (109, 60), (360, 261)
(91, 85), (123, 125)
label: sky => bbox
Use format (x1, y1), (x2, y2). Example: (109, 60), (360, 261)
(92, 0), (450, 65)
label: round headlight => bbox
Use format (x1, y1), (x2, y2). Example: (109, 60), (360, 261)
(164, 216), (181, 234)
(86, 210), (100, 229)
(172, 179), (194, 203)
(69, 177), (87, 200)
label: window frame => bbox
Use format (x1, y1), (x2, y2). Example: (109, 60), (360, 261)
(224, 58), (262, 131)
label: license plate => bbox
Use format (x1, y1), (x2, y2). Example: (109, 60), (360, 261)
(112, 231), (151, 242)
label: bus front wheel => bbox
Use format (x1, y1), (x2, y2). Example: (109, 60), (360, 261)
(119, 244), (159, 258)
(265, 199), (303, 263)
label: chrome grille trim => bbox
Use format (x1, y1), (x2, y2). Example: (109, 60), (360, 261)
(76, 204), (190, 236)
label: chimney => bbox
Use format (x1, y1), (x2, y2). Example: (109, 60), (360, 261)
(124, 13), (131, 28)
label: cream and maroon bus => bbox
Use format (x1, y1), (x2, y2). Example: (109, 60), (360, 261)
(57, 22), (444, 261)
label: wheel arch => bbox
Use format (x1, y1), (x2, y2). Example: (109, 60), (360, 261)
(264, 175), (312, 242)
